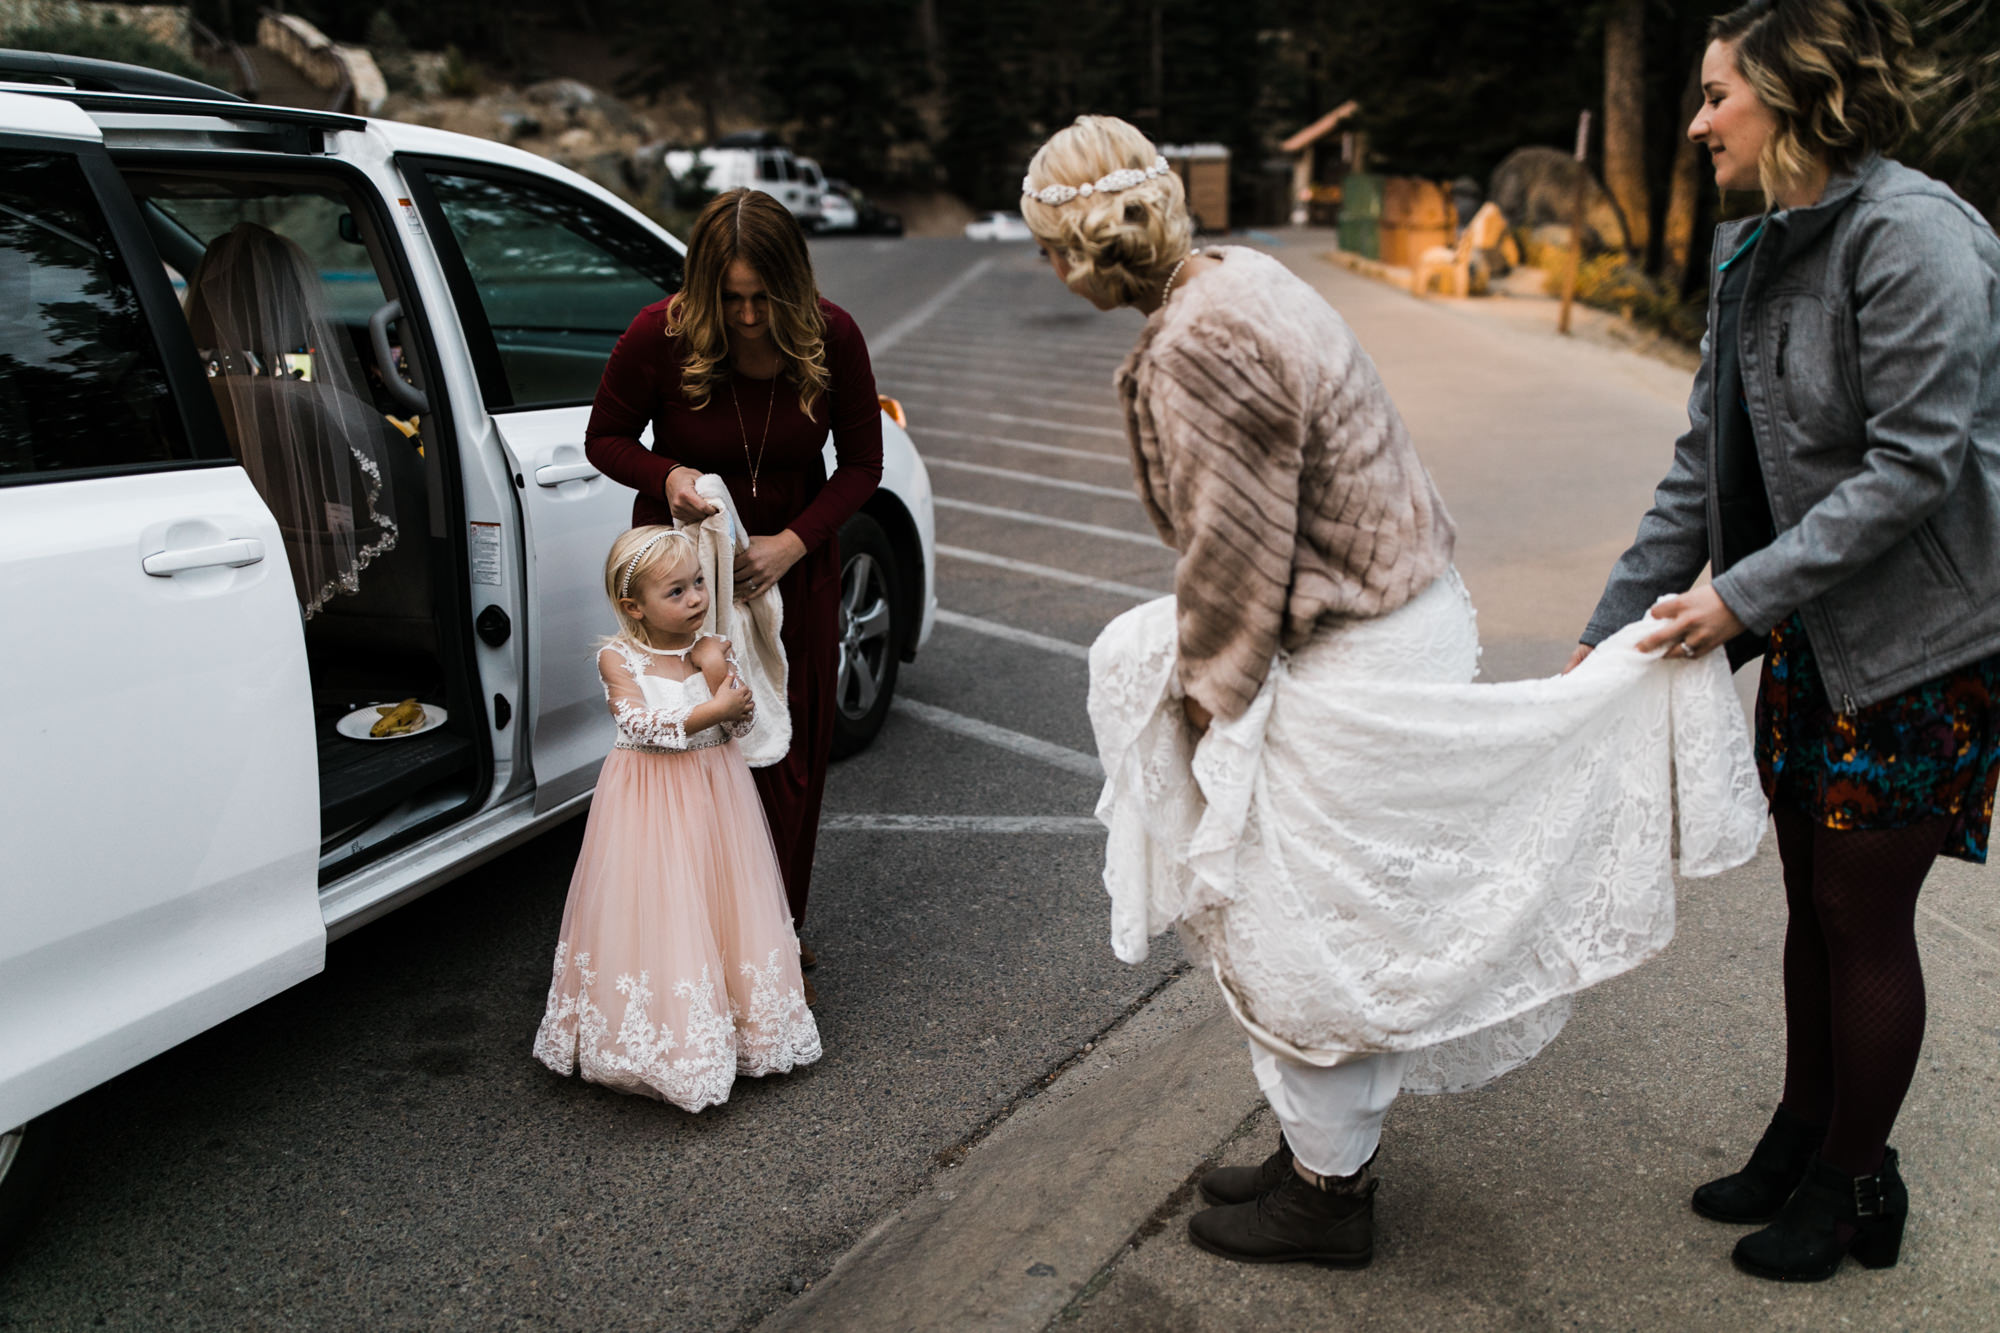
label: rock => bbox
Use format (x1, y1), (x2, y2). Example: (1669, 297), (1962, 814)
(1488, 146), (1630, 254)
(497, 110), (542, 141)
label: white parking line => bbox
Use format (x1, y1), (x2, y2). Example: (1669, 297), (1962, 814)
(926, 455), (1140, 501)
(937, 545), (1165, 601)
(924, 406), (1127, 440)
(872, 258), (1000, 353)
(936, 497), (1160, 546)
(821, 814), (1103, 834)
(884, 338), (1128, 370)
(891, 379), (1124, 417)
(878, 361), (1115, 397)
(892, 697), (1102, 779)
(1920, 904), (2000, 961)
(935, 608), (1092, 660)
(914, 323), (1136, 356)
(922, 427), (1128, 466)
(882, 347), (1116, 387)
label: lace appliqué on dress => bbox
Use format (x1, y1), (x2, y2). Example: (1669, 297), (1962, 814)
(1088, 571), (1768, 1096)
(533, 942), (818, 1112)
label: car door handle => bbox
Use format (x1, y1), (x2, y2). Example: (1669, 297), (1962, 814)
(534, 462), (600, 486)
(142, 538), (266, 576)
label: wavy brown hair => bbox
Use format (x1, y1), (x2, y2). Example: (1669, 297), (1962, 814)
(665, 188), (830, 418)
(1711, 0), (1935, 200)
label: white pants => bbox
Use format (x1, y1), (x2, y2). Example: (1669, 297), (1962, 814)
(1249, 1038), (1407, 1178)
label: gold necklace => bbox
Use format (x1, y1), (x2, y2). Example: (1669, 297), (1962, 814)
(729, 373), (778, 498)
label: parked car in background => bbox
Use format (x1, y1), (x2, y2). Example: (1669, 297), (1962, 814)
(0, 56), (936, 1256)
(823, 179), (903, 236)
(964, 210), (1033, 242)
(664, 130), (821, 229)
(816, 183), (859, 233)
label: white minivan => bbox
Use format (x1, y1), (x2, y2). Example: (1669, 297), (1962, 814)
(0, 58), (935, 1249)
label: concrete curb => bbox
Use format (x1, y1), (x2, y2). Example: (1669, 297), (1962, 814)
(758, 970), (1262, 1332)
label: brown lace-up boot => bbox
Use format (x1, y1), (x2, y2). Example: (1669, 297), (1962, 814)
(1187, 1161), (1376, 1267)
(1199, 1130), (1293, 1207)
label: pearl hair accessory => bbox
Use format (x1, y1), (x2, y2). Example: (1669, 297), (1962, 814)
(1023, 155), (1171, 207)
(619, 530), (675, 599)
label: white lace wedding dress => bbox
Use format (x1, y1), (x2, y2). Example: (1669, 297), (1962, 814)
(1089, 570), (1767, 1094)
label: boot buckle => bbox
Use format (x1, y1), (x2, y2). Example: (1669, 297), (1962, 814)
(1853, 1174), (1883, 1219)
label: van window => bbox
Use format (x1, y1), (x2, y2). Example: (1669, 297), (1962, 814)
(0, 150), (189, 483)
(424, 168), (686, 410)
(757, 152), (782, 183)
(128, 174), (421, 621)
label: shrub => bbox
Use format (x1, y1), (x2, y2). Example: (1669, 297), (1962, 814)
(1546, 251), (1705, 347)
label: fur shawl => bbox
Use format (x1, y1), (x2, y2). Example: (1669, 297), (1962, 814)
(1115, 246), (1456, 719)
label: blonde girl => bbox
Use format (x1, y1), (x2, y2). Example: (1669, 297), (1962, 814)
(533, 526), (820, 1110)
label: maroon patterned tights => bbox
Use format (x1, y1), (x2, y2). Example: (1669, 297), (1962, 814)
(1774, 806), (1948, 1176)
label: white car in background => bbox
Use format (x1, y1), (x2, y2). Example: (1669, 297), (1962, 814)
(964, 211), (1034, 242)
(0, 55), (935, 1253)
(815, 183), (859, 233)
(663, 131), (822, 229)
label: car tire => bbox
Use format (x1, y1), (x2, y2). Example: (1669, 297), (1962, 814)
(0, 1113), (67, 1259)
(830, 512), (903, 760)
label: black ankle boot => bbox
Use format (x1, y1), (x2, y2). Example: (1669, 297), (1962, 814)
(1732, 1150), (1907, 1282)
(1693, 1106), (1826, 1224)
(1187, 1163), (1375, 1268)
(1199, 1131), (1293, 1207)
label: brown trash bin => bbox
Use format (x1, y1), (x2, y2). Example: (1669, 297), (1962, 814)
(1379, 177), (1456, 269)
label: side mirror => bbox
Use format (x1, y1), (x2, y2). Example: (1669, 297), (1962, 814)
(338, 212), (362, 245)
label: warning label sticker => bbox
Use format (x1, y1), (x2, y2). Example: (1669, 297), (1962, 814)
(470, 521), (503, 586)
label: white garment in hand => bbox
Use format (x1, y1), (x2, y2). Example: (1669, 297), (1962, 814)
(680, 473), (790, 767)
(1088, 570), (1767, 1094)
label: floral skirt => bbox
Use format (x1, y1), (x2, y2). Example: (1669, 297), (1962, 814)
(1756, 614), (2000, 863)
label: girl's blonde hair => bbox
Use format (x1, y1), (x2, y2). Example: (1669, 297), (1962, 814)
(666, 188), (830, 419)
(1021, 116), (1194, 308)
(603, 525), (698, 641)
(1711, 0), (1934, 203)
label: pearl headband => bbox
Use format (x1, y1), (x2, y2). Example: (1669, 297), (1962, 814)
(1022, 155), (1171, 207)
(619, 530), (675, 599)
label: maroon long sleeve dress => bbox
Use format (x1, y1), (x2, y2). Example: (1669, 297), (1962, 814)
(585, 297), (883, 925)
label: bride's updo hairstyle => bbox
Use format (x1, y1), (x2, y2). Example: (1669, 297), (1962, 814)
(1021, 115), (1193, 308)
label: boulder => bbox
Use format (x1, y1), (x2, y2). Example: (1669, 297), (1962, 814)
(1489, 146), (1630, 254)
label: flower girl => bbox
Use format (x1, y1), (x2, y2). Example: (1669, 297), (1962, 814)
(533, 526), (820, 1111)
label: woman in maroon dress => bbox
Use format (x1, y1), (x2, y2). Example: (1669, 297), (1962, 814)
(585, 188), (882, 961)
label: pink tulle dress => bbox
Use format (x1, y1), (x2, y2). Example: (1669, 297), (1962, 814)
(533, 635), (820, 1110)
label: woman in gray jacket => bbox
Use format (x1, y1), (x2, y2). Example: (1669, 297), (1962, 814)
(1576, 0), (2000, 1282)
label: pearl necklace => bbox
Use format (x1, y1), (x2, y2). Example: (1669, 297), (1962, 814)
(1159, 249), (1200, 308)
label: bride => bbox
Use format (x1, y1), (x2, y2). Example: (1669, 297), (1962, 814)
(1020, 115), (1768, 1268)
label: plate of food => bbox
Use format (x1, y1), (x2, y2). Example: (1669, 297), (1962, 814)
(336, 699), (447, 741)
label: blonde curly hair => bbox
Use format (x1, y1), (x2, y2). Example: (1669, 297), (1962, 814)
(1711, 0), (1934, 202)
(1021, 116), (1194, 308)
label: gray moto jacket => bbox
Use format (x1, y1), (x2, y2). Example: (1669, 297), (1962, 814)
(1585, 154), (2000, 711)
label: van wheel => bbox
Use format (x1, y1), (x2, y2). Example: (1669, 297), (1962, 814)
(0, 1114), (66, 1259)
(831, 513), (902, 759)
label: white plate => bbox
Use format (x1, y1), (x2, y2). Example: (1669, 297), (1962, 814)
(336, 702), (448, 741)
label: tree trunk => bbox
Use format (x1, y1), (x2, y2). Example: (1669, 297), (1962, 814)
(1662, 50), (1705, 292)
(1602, 0), (1650, 255)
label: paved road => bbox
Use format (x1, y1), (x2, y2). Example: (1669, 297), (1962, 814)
(0, 237), (1179, 1331)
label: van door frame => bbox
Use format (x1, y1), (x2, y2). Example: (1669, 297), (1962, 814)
(107, 147), (496, 876)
